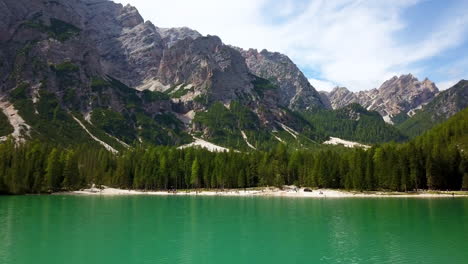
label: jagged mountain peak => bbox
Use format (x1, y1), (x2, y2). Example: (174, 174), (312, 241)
(156, 26), (202, 48)
(397, 79), (468, 137)
(118, 3), (144, 28)
(4, 0), (449, 151)
(379, 73), (438, 92)
(324, 74), (439, 122)
(237, 47), (326, 110)
(330, 86), (350, 93)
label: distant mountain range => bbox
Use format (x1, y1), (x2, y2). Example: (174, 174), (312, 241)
(320, 74), (439, 124)
(397, 80), (468, 137)
(0, 0), (466, 151)
(320, 76), (468, 138)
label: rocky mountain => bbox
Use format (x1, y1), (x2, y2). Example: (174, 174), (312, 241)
(237, 48), (326, 110)
(323, 74), (439, 123)
(0, 0), (330, 151)
(1, 0), (452, 150)
(157, 27), (202, 48)
(397, 80), (468, 138)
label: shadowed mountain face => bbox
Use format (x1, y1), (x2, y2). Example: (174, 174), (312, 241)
(397, 80), (468, 138)
(323, 74), (439, 123)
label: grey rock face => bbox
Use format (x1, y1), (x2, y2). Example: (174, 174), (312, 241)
(157, 27), (202, 48)
(79, 1), (253, 105)
(326, 74), (439, 120)
(238, 48), (326, 110)
(424, 80), (468, 119)
(318, 91), (332, 109)
(326, 87), (359, 109)
(82, 1), (165, 87)
(157, 36), (254, 102)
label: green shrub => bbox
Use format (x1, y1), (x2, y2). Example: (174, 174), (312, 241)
(10, 83), (29, 100)
(53, 61), (79, 73)
(90, 77), (110, 92)
(0, 111), (14, 137)
(193, 94), (209, 105)
(22, 18), (81, 42)
(171, 86), (194, 98)
(252, 76), (277, 96)
(142, 90), (170, 102)
(91, 108), (135, 143)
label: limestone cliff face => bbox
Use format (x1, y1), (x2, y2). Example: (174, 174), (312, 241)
(1, 0), (330, 113)
(323, 87), (358, 110)
(82, 1), (165, 88)
(0, 0), (328, 147)
(157, 27), (202, 48)
(325, 74), (439, 122)
(156, 36), (254, 103)
(238, 48), (326, 110)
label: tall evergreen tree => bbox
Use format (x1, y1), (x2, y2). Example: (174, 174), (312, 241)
(45, 148), (62, 191)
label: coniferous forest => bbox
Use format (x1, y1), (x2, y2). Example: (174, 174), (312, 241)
(1, 107), (467, 195)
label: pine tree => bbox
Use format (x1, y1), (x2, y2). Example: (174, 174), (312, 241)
(62, 150), (79, 190)
(191, 158), (200, 189)
(45, 148), (62, 192)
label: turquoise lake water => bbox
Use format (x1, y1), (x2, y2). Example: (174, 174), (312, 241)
(1, 195), (467, 264)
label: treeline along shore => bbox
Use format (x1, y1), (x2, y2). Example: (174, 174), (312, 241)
(1, 108), (467, 195)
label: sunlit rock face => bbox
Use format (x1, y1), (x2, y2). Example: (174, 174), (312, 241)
(325, 74), (439, 122)
(238, 48), (327, 110)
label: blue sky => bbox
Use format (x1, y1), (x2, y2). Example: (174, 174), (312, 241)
(114, 0), (468, 91)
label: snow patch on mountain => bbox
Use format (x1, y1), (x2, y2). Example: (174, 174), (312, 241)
(136, 79), (170, 92)
(323, 137), (370, 149)
(0, 98), (30, 142)
(72, 116), (118, 154)
(277, 122), (299, 139)
(272, 134), (285, 143)
(241, 130), (256, 149)
(179, 138), (229, 152)
(383, 115), (394, 124)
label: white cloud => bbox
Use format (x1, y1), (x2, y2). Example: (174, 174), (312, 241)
(308, 78), (336, 92)
(113, 0), (468, 91)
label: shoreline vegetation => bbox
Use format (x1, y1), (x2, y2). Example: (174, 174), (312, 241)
(61, 185), (468, 198)
(1, 109), (467, 195)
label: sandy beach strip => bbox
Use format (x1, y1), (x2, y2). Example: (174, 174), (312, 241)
(65, 186), (468, 198)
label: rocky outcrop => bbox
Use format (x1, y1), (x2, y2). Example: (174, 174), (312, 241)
(238, 48), (326, 110)
(156, 36), (255, 103)
(318, 91), (332, 109)
(325, 74), (439, 122)
(325, 87), (359, 109)
(157, 27), (202, 48)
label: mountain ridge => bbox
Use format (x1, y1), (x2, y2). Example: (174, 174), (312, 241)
(0, 0), (328, 150)
(397, 80), (468, 138)
(0, 0), (465, 151)
(322, 74), (439, 123)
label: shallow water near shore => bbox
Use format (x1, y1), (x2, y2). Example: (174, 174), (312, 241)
(1, 195), (467, 264)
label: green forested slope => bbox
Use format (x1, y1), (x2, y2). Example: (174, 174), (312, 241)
(301, 103), (406, 144)
(1, 107), (466, 194)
